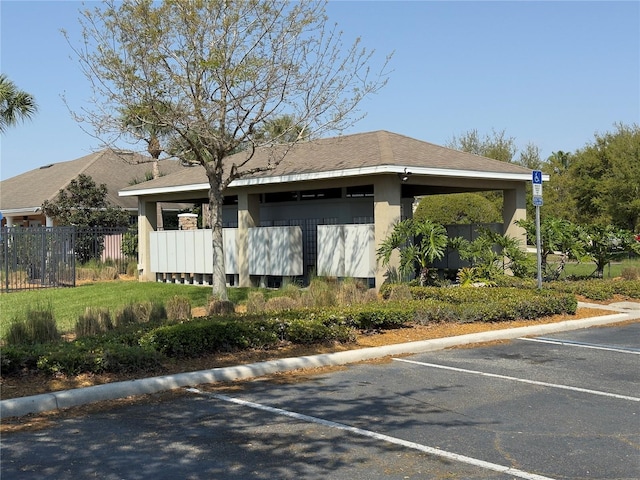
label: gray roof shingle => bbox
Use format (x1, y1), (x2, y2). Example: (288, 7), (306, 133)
(0, 149), (183, 212)
(120, 130), (532, 193)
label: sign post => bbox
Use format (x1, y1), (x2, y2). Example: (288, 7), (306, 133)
(532, 170), (543, 289)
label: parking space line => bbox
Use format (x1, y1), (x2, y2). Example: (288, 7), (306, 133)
(393, 359), (640, 402)
(185, 387), (555, 480)
(518, 337), (640, 354)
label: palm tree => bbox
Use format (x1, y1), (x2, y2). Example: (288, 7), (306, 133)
(257, 115), (309, 144)
(120, 103), (172, 178)
(377, 219), (448, 286)
(0, 74), (37, 133)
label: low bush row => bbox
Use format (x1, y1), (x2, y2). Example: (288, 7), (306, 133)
(546, 279), (640, 301)
(0, 287), (580, 378)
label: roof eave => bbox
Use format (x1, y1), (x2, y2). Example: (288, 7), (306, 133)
(120, 165), (545, 197)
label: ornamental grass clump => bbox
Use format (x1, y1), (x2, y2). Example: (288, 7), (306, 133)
(166, 295), (192, 322)
(75, 307), (113, 338)
(5, 304), (60, 346)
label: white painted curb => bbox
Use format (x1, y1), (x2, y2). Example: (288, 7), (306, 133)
(1, 312), (635, 419)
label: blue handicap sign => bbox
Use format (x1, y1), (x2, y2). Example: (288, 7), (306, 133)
(532, 170), (542, 184)
(533, 196), (543, 206)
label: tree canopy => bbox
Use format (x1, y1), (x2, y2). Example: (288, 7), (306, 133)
(567, 123), (640, 231)
(67, 0), (391, 298)
(0, 74), (38, 133)
(42, 174), (130, 228)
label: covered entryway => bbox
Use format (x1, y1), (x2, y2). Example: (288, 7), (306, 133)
(120, 131), (537, 289)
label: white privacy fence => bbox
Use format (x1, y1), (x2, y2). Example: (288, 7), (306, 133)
(149, 224), (376, 284)
(316, 224), (376, 278)
(150, 226), (305, 283)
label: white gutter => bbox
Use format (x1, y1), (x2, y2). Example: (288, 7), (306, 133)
(120, 165), (547, 197)
(1, 207), (42, 215)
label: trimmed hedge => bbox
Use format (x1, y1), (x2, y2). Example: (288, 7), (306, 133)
(1, 286), (580, 378)
(547, 279), (640, 301)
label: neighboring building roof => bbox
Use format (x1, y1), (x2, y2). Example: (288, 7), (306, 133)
(0, 149), (184, 216)
(120, 130), (534, 197)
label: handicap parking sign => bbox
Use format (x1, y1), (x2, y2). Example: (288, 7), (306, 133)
(532, 170), (542, 184)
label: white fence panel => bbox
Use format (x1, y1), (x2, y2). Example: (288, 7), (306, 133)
(317, 224), (375, 278)
(150, 229), (237, 275)
(316, 225), (344, 277)
(248, 226), (303, 276)
(344, 224), (376, 277)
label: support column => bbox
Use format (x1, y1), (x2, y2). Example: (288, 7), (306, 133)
(138, 199), (158, 282)
(5, 216), (14, 227)
(237, 192), (260, 287)
(374, 176), (402, 290)
(503, 185), (527, 246)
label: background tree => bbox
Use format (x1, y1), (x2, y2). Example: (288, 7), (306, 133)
(447, 128), (517, 163)
(538, 150), (576, 221)
(376, 219), (448, 286)
(583, 224), (640, 278)
(414, 193), (501, 225)
(568, 123), (640, 231)
(42, 174), (130, 263)
(516, 142), (542, 170)
(446, 128), (519, 214)
(0, 74), (38, 133)
(67, 0), (390, 299)
(516, 217), (587, 280)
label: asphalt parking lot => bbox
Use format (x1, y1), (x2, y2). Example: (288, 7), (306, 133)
(2, 321), (638, 480)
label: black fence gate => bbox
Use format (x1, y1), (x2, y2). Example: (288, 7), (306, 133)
(1, 226), (133, 292)
(1, 227), (75, 292)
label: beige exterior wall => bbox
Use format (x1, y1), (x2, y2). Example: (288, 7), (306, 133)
(373, 176), (402, 288)
(502, 185), (527, 245)
(137, 199), (157, 281)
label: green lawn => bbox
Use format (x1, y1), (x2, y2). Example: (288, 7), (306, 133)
(555, 256), (640, 279)
(0, 281), (251, 338)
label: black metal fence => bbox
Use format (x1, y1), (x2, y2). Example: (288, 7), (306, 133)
(1, 226), (134, 293)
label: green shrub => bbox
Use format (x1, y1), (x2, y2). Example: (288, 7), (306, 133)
(141, 318), (280, 357)
(284, 319), (355, 344)
(35, 342), (161, 376)
(5, 305), (60, 345)
(166, 295), (192, 322)
(0, 344), (43, 375)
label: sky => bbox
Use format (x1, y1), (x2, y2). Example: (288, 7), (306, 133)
(1, 0), (638, 181)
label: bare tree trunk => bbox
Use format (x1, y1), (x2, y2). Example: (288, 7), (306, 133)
(206, 169), (228, 301)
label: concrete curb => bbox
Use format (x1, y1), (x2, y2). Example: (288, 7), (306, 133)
(1, 311), (637, 419)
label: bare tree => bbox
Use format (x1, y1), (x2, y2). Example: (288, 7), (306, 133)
(65, 0), (391, 299)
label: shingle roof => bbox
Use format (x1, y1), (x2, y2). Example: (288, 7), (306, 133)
(120, 130), (533, 193)
(0, 149), (183, 213)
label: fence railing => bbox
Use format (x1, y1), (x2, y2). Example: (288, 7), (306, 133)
(1, 226), (134, 292)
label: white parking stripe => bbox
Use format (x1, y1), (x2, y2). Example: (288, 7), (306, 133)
(518, 336), (640, 354)
(393, 358), (640, 402)
(186, 387), (555, 480)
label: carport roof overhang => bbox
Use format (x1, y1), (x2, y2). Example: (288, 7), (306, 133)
(119, 165), (542, 198)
